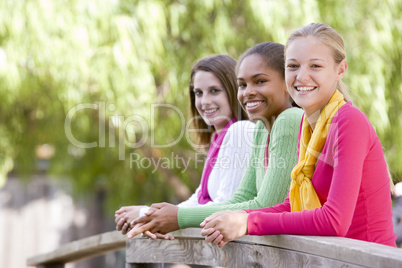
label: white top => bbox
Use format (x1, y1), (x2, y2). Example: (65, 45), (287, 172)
(140, 120), (255, 216)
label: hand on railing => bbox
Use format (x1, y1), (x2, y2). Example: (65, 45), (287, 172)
(200, 210), (249, 248)
(115, 205), (147, 234)
(126, 202), (179, 239)
(129, 222), (175, 240)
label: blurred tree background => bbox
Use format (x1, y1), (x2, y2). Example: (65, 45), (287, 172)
(0, 0), (401, 213)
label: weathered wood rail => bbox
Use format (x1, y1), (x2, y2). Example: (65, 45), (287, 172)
(27, 228), (402, 268)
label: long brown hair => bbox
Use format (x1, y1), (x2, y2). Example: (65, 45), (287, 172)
(189, 55), (247, 152)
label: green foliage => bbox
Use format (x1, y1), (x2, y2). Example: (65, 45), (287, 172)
(0, 0), (401, 211)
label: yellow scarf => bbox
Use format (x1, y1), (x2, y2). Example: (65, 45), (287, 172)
(289, 90), (346, 212)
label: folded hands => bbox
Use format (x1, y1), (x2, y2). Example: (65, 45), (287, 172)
(115, 205), (248, 247)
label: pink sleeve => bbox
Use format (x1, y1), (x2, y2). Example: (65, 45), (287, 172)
(247, 109), (370, 236)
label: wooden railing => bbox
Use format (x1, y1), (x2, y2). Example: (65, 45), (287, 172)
(27, 229), (402, 268)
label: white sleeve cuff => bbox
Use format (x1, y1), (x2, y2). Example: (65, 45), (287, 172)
(139, 206), (150, 217)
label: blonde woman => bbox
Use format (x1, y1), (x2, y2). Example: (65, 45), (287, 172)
(201, 23), (396, 248)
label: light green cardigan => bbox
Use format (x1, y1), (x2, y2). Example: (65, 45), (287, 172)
(178, 108), (303, 228)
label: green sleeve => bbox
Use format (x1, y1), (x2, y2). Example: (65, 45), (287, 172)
(254, 108), (302, 208)
(178, 109), (303, 228)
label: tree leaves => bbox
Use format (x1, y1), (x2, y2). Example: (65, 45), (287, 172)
(0, 0), (401, 211)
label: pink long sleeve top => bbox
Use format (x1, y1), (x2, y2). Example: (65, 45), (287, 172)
(245, 102), (397, 247)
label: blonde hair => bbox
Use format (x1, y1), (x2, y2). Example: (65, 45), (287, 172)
(285, 23), (351, 102)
